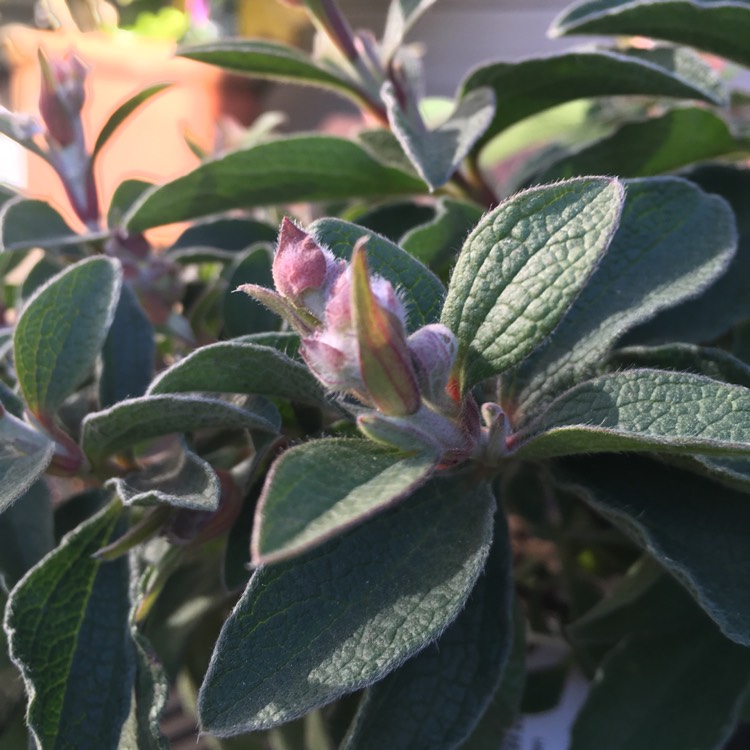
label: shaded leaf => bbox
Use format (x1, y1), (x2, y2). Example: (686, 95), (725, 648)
(130, 631), (169, 750)
(252, 439), (435, 564)
(125, 136), (426, 232)
(441, 178), (624, 390)
(342, 508), (512, 750)
(382, 0), (440, 59)
(512, 369), (750, 460)
(107, 179), (153, 228)
(552, 0), (750, 69)
(348, 201), (435, 244)
(198, 474), (496, 735)
(5, 501), (135, 749)
(223, 245), (277, 337)
(503, 177), (736, 418)
(167, 217), (277, 263)
(14, 256), (122, 416)
(310, 217), (445, 330)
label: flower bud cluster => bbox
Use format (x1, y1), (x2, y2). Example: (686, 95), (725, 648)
(243, 219), (479, 463)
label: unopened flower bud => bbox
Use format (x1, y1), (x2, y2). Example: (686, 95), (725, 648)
(38, 49), (87, 148)
(407, 324), (458, 404)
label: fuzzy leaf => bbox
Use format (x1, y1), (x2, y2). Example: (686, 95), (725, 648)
(179, 41), (362, 100)
(624, 164), (750, 345)
(82, 393), (279, 465)
(223, 246), (278, 337)
(552, 0), (750, 69)
(198, 474), (495, 735)
(461, 47), (725, 148)
(252, 439), (435, 564)
(0, 480), (54, 591)
(4, 501), (135, 749)
(503, 177), (736, 418)
(382, 0), (440, 58)
(530, 108), (739, 183)
(342, 509), (512, 750)
(383, 84), (495, 189)
(310, 217), (445, 331)
(14, 256), (122, 416)
(130, 631), (169, 750)
(124, 136), (426, 232)
(107, 180), (153, 228)
(100, 283), (154, 407)
(167, 217), (276, 263)
(148, 341), (329, 407)
(513, 369), (750, 459)
(441, 178), (625, 390)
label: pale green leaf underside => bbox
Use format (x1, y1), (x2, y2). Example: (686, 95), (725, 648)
(461, 46), (725, 148)
(382, 0), (440, 58)
(253, 439), (435, 564)
(124, 136), (427, 232)
(383, 83), (495, 189)
(552, 0), (750, 69)
(14, 256), (122, 415)
(82, 394), (279, 464)
(513, 369), (750, 459)
(198, 474), (495, 735)
(441, 177), (625, 389)
(148, 341), (328, 407)
(505, 177), (736, 419)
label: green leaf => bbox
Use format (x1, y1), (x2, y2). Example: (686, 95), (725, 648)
(124, 136), (427, 232)
(82, 393), (279, 465)
(461, 47), (725, 148)
(107, 179), (154, 228)
(100, 283), (154, 408)
(503, 177), (736, 418)
(14, 256), (122, 416)
(167, 217), (277, 263)
(4, 500), (135, 749)
(110, 439), (220, 511)
(223, 246), (277, 337)
(0, 409), (55, 514)
(179, 41), (362, 101)
(560, 454), (750, 645)
(382, 0), (440, 59)
(347, 201), (435, 244)
(551, 0), (750, 69)
(198, 473), (496, 735)
(0, 480), (54, 591)
(401, 198), (483, 270)
(342, 509), (512, 750)
(441, 178), (624, 389)
(530, 108), (739, 184)
(512, 369), (750, 460)
(683, 455), (750, 493)
(606, 343), (750, 390)
(623, 164), (750, 345)
(383, 84), (495, 189)
(253, 439), (435, 564)
(130, 631), (169, 750)
(92, 84), (170, 164)
(310, 217), (446, 330)
(148, 341), (329, 407)
(569, 599), (750, 749)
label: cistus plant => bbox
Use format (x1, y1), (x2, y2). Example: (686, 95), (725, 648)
(3, 0), (750, 747)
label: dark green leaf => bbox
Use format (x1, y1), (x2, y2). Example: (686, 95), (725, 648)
(0, 480), (54, 591)
(441, 178), (624, 389)
(461, 47), (725, 148)
(310, 217), (446, 330)
(253, 439), (436, 564)
(383, 84), (495, 189)
(179, 41), (362, 100)
(347, 201), (435, 244)
(530, 108), (739, 183)
(342, 508), (512, 750)
(124, 136), (426, 232)
(130, 631), (169, 750)
(82, 393), (279, 465)
(5, 500), (135, 749)
(512, 369), (750, 460)
(107, 179), (154, 228)
(100, 283), (154, 407)
(167, 217), (277, 263)
(679, 454), (750, 493)
(198, 474), (496, 735)
(552, 0), (750, 69)
(503, 177), (736, 418)
(223, 246), (277, 337)
(561, 454), (750, 645)
(148, 341), (328, 407)
(382, 0), (440, 59)
(92, 84), (170, 163)
(19, 254), (65, 302)
(624, 164), (750, 345)
(14, 256), (122, 416)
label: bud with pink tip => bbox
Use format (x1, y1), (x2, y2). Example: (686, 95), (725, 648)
(407, 323), (458, 405)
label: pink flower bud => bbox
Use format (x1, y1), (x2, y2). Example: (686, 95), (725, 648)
(38, 49), (87, 148)
(407, 324), (458, 404)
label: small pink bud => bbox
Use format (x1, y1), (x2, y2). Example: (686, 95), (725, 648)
(407, 324), (458, 404)
(38, 49), (87, 148)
